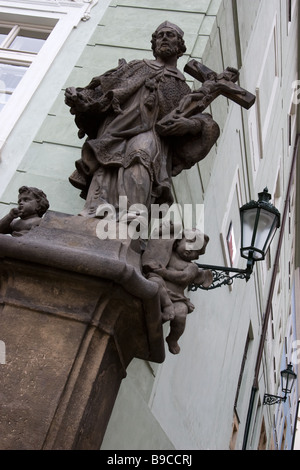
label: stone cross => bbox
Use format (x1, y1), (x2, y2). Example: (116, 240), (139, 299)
(157, 60), (256, 132)
(184, 59), (256, 111)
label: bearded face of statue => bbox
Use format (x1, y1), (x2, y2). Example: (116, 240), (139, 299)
(154, 27), (180, 59)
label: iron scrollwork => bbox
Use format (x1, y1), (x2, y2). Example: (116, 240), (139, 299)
(263, 394), (286, 406)
(188, 263), (253, 291)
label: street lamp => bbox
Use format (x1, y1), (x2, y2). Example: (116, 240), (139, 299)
(263, 363), (297, 405)
(240, 187), (280, 263)
(189, 188), (280, 290)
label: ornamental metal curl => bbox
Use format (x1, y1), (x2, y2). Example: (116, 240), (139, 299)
(263, 394), (286, 405)
(188, 263), (253, 291)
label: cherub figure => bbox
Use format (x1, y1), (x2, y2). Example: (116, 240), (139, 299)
(0, 186), (49, 237)
(142, 227), (212, 354)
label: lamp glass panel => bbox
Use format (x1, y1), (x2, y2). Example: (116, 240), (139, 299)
(241, 208), (262, 259)
(253, 208), (277, 252)
(241, 208), (257, 247)
(241, 208), (277, 260)
(281, 366), (297, 394)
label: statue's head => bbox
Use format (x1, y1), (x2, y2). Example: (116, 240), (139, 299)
(151, 21), (186, 59)
(18, 186), (49, 218)
(174, 228), (210, 262)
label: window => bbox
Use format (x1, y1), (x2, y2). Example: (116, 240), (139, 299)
(0, 0), (98, 159)
(0, 22), (51, 112)
(226, 222), (237, 267)
(288, 0), (292, 23)
(288, 96), (297, 152)
(255, 15), (279, 154)
(234, 325), (254, 421)
(0, 63), (27, 111)
(0, 0), (111, 196)
(234, 332), (251, 410)
(0, 24), (49, 52)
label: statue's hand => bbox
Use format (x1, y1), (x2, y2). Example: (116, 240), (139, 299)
(153, 267), (167, 276)
(9, 208), (22, 219)
(146, 261), (162, 271)
(157, 116), (201, 136)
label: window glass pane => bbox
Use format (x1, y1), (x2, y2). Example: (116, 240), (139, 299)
(0, 92), (11, 112)
(0, 63), (28, 93)
(0, 26), (12, 45)
(9, 30), (49, 53)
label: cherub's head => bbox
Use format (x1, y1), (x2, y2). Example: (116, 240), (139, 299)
(175, 228), (209, 262)
(18, 186), (49, 219)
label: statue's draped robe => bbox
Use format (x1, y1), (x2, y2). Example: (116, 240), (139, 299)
(69, 59), (218, 217)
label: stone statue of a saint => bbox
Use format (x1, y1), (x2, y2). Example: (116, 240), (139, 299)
(65, 21), (220, 220)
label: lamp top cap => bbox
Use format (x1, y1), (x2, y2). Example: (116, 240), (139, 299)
(258, 187), (271, 202)
(240, 188), (280, 223)
(281, 363), (297, 379)
(155, 21), (184, 37)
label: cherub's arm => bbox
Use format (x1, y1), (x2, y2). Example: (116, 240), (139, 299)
(0, 208), (21, 234)
(153, 262), (199, 286)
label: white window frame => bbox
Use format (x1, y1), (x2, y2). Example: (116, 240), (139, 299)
(0, 21), (51, 50)
(0, 21), (52, 109)
(0, 0), (98, 157)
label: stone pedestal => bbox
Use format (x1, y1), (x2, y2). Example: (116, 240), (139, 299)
(0, 212), (164, 449)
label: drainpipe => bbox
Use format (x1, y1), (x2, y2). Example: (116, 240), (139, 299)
(242, 133), (300, 450)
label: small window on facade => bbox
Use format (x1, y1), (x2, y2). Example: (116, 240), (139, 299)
(0, 26), (11, 43)
(288, 0), (292, 22)
(0, 22), (51, 112)
(0, 63), (28, 111)
(0, 24), (49, 51)
(9, 29), (48, 53)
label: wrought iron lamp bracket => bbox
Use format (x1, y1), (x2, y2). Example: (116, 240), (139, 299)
(263, 393), (287, 406)
(188, 259), (254, 291)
